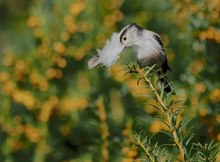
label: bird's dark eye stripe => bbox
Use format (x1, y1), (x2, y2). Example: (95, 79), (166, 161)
(119, 28), (128, 42)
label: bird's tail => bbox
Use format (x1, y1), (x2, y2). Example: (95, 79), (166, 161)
(159, 76), (175, 94)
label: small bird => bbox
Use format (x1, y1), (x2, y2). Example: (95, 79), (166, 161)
(118, 23), (173, 93)
(88, 23), (174, 93)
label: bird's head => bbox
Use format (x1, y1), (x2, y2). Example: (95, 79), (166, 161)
(119, 23), (143, 46)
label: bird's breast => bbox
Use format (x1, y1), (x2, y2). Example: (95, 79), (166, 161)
(134, 40), (166, 68)
(136, 41), (162, 58)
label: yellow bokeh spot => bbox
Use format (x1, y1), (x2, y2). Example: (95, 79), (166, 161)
(206, 27), (215, 39)
(77, 73), (90, 92)
(2, 81), (16, 95)
(38, 44), (50, 56)
(69, 1), (85, 16)
(15, 60), (26, 73)
(190, 59), (205, 75)
(96, 98), (106, 121)
(190, 96), (198, 107)
(10, 140), (23, 152)
(167, 50), (175, 62)
(161, 34), (170, 46)
(46, 68), (57, 79)
(33, 28), (43, 38)
(199, 28), (220, 43)
(110, 90), (124, 123)
(126, 150), (137, 158)
(63, 15), (77, 33)
(109, 64), (130, 82)
(145, 100), (158, 114)
(189, 4), (198, 13)
(55, 69), (63, 78)
(0, 71), (9, 82)
(104, 15), (116, 28)
(125, 78), (148, 97)
(12, 90), (36, 110)
(122, 158), (135, 162)
(46, 67), (63, 79)
(24, 124), (42, 143)
(52, 55), (59, 63)
(29, 70), (42, 85)
(65, 22), (77, 34)
(209, 88), (220, 102)
(59, 97), (88, 114)
(198, 108), (208, 117)
(217, 134), (220, 141)
(112, 10), (124, 22)
(53, 42), (66, 54)
(39, 81), (49, 92)
(150, 120), (167, 133)
(216, 114), (220, 123)
(195, 83), (206, 93)
(39, 96), (58, 122)
(57, 57), (67, 68)
(122, 129), (129, 137)
(199, 31), (207, 40)
(29, 70), (49, 91)
(72, 48), (86, 61)
(27, 16), (40, 28)
(3, 54), (14, 67)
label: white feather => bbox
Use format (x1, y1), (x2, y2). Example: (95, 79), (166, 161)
(88, 33), (125, 68)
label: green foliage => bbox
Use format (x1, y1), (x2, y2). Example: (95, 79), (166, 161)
(195, 141), (220, 162)
(128, 64), (220, 162)
(134, 132), (169, 162)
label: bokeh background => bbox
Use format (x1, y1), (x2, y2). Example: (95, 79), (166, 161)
(0, 0), (219, 161)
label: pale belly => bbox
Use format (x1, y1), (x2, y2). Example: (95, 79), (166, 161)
(135, 46), (166, 69)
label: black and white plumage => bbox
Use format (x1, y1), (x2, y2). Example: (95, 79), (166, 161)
(88, 23), (174, 93)
(118, 23), (173, 93)
(119, 23), (170, 72)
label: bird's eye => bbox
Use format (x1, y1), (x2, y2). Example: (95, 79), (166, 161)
(123, 37), (127, 41)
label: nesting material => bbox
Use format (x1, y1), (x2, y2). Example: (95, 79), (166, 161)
(88, 33), (125, 69)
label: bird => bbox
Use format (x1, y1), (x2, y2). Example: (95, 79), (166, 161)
(88, 23), (174, 93)
(118, 23), (174, 93)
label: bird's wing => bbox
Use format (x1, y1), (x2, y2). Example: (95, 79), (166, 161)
(88, 32), (125, 68)
(152, 33), (172, 72)
(152, 34), (166, 53)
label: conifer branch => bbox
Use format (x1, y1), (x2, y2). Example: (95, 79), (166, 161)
(127, 64), (187, 161)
